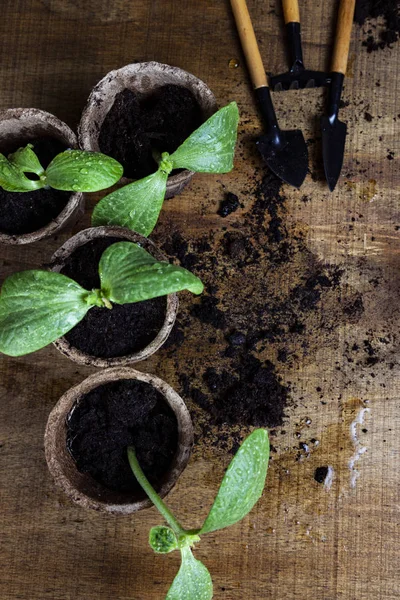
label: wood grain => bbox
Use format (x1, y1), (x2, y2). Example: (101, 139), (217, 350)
(0, 1), (399, 599)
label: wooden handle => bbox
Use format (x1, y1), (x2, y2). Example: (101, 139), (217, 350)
(331, 0), (356, 74)
(282, 0), (300, 24)
(230, 0), (268, 89)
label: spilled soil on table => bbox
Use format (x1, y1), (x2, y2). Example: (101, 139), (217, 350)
(153, 173), (367, 454)
(355, 0), (400, 52)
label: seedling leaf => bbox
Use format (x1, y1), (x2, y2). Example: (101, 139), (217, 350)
(0, 153), (44, 192)
(149, 526), (178, 554)
(8, 144), (45, 176)
(0, 271), (93, 356)
(169, 102), (239, 173)
(166, 547), (213, 600)
(45, 150), (123, 192)
(199, 429), (269, 534)
(91, 169), (168, 236)
(99, 241), (204, 304)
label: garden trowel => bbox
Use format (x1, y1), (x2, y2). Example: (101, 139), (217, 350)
(321, 0), (356, 191)
(230, 0), (308, 188)
(269, 0), (330, 91)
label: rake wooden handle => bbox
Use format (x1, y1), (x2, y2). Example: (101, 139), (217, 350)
(230, 0), (268, 89)
(331, 0), (356, 74)
(282, 0), (300, 24)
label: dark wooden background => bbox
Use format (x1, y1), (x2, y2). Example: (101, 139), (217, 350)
(1, 1), (399, 599)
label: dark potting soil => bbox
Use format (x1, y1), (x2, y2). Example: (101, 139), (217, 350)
(66, 379), (178, 493)
(314, 466), (329, 484)
(60, 237), (167, 358)
(202, 354), (289, 427)
(355, 0), (400, 51)
(218, 192), (240, 217)
(98, 85), (203, 180)
(0, 137), (70, 235)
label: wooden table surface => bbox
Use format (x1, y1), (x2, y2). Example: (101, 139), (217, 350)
(1, 1), (399, 599)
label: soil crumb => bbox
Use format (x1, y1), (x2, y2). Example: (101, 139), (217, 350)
(314, 466), (329, 484)
(218, 192), (240, 217)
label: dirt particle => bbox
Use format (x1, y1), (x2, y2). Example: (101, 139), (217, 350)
(314, 466), (329, 484)
(218, 192), (240, 217)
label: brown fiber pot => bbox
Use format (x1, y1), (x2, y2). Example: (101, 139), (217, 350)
(50, 226), (179, 367)
(44, 367), (194, 514)
(78, 61), (218, 198)
(0, 108), (84, 245)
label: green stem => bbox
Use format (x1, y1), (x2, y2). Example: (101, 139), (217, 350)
(127, 447), (185, 537)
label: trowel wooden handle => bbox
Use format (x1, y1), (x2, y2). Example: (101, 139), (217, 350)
(282, 0), (300, 24)
(331, 0), (356, 74)
(230, 0), (268, 89)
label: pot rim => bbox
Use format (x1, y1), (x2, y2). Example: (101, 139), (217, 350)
(0, 107), (84, 245)
(44, 367), (194, 514)
(50, 225), (179, 367)
(78, 61), (218, 199)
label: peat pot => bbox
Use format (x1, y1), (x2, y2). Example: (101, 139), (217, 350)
(0, 108), (84, 244)
(44, 368), (194, 514)
(50, 226), (179, 367)
(78, 61), (217, 198)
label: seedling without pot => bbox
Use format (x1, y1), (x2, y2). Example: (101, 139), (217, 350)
(0, 144), (123, 193)
(128, 428), (269, 600)
(0, 241), (203, 357)
(92, 102), (239, 236)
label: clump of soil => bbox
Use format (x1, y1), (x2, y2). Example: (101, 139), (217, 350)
(355, 0), (400, 51)
(99, 85), (203, 179)
(218, 192), (240, 217)
(190, 294), (227, 329)
(314, 466), (329, 484)
(66, 379), (178, 493)
(202, 354), (288, 427)
(60, 237), (167, 358)
(222, 231), (260, 267)
(0, 138), (70, 235)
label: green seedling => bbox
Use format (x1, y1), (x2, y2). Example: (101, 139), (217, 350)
(128, 428), (269, 600)
(0, 241), (203, 357)
(92, 102), (240, 237)
(0, 144), (123, 193)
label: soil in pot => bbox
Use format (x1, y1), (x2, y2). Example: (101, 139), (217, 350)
(98, 84), (203, 179)
(66, 379), (179, 493)
(60, 237), (167, 358)
(0, 137), (71, 235)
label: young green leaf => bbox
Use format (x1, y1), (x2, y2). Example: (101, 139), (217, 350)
(149, 526), (178, 554)
(199, 429), (269, 534)
(8, 144), (45, 176)
(45, 150), (123, 192)
(0, 153), (44, 192)
(99, 241), (204, 304)
(169, 102), (239, 173)
(0, 271), (94, 357)
(91, 169), (168, 236)
(166, 547), (213, 600)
